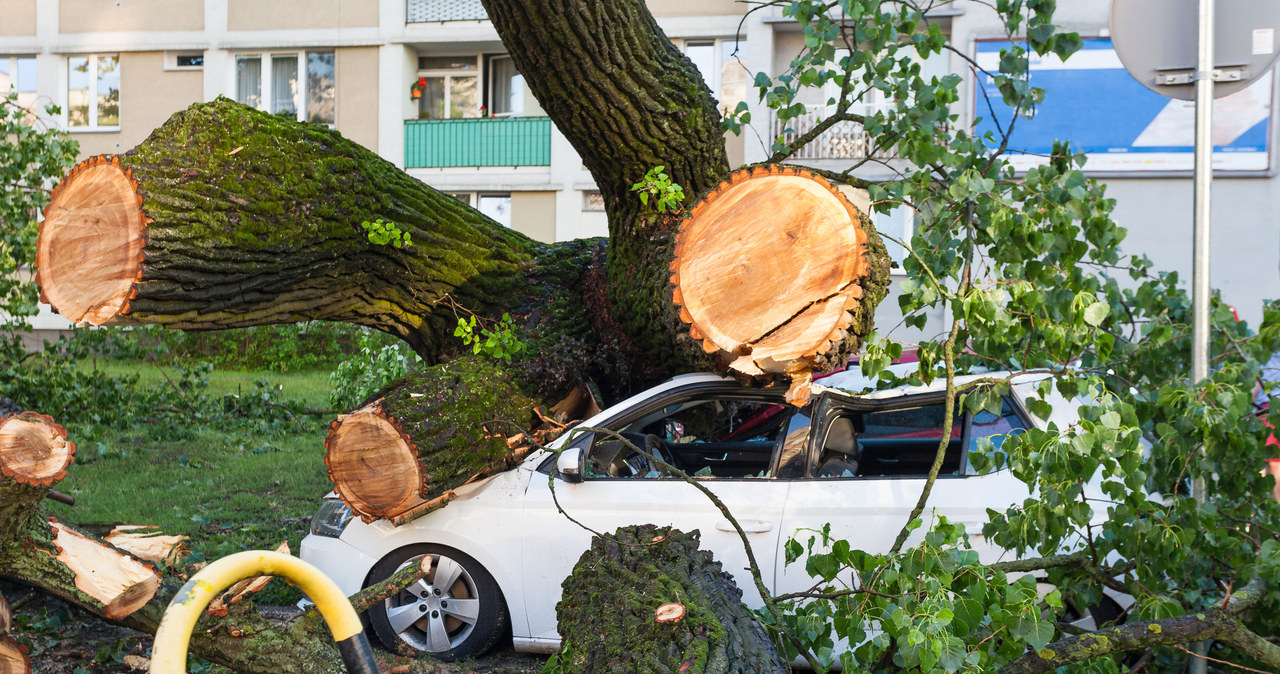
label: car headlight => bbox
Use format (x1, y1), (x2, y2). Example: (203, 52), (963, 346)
(309, 499), (354, 538)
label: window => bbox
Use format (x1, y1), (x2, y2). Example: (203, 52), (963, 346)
(477, 193), (511, 227)
(0, 56), (37, 113)
(874, 205), (915, 268)
(588, 394), (790, 479)
(165, 51), (204, 70)
(582, 191), (605, 212)
(811, 395), (1029, 478)
(682, 39), (748, 115)
(488, 55), (524, 116)
(966, 399), (1029, 472)
(416, 56), (479, 120)
(68, 54), (119, 130)
(236, 51), (335, 124)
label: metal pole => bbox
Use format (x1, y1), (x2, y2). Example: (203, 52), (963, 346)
(1190, 0), (1214, 671)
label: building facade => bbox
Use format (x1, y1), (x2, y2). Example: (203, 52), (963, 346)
(2, 0), (1276, 339)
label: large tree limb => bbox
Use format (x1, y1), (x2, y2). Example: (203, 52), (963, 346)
(36, 102), (538, 358)
(1000, 577), (1280, 674)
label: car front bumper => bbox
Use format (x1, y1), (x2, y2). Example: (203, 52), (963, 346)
(298, 532), (381, 598)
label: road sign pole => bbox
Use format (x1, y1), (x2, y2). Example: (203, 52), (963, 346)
(1190, 1), (1213, 670)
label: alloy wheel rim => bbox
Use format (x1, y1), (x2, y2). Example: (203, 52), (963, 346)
(382, 554), (480, 652)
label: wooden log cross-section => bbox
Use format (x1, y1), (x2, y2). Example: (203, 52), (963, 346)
(671, 165), (886, 404)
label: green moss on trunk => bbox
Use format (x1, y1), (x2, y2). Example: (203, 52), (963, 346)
(374, 355), (538, 502)
(550, 525), (787, 674)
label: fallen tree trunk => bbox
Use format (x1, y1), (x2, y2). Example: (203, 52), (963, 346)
(35, 101), (887, 389)
(319, 167), (888, 520)
(325, 356), (539, 521)
(552, 525), (787, 673)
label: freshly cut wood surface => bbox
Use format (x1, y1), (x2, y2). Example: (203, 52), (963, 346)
(0, 413), (75, 486)
(0, 635), (28, 674)
(324, 401), (423, 522)
(207, 542), (289, 617)
(671, 165), (881, 403)
(49, 520), (160, 620)
(104, 526), (189, 564)
(35, 155), (147, 325)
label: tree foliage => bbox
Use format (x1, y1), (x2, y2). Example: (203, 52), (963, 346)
(0, 93), (77, 360)
(737, 1), (1280, 671)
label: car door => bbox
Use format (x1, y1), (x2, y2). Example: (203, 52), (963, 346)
(520, 386), (794, 642)
(774, 391), (1033, 597)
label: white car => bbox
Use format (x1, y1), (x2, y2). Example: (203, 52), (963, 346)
(300, 366), (1089, 660)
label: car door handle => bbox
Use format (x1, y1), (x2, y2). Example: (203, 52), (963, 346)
(718, 519), (772, 533)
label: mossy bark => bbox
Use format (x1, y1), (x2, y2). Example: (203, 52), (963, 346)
(106, 99), (539, 358)
(483, 0), (734, 377)
(552, 525), (787, 674)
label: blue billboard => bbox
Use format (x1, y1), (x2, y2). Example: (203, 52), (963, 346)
(974, 38), (1272, 172)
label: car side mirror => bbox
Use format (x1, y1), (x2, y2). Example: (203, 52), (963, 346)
(555, 447), (584, 483)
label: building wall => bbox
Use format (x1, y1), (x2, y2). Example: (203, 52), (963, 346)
(0, 0), (36, 36)
(70, 50), (203, 157)
(59, 0), (204, 33)
(336, 46), (379, 150)
(511, 191), (557, 243)
(228, 0), (378, 31)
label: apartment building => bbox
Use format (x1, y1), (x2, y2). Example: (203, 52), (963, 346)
(3, 0), (1277, 339)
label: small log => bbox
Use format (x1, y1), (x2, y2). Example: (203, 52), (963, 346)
(206, 542), (289, 617)
(104, 525), (189, 564)
(0, 412), (75, 541)
(671, 165), (890, 404)
(553, 525), (787, 673)
(48, 520), (161, 620)
(324, 357), (541, 521)
(0, 636), (28, 674)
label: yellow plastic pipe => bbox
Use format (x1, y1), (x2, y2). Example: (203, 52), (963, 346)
(151, 550), (366, 673)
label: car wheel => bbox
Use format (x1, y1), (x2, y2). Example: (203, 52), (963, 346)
(366, 545), (507, 661)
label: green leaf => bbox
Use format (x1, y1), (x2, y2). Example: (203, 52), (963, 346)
(1083, 301), (1110, 327)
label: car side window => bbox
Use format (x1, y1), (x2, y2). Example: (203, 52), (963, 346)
(814, 401), (964, 478)
(586, 396), (788, 479)
(965, 398), (1029, 473)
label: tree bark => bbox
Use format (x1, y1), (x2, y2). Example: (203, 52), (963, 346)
(35, 105), (540, 359)
(483, 0), (735, 376)
(324, 355), (541, 521)
(552, 525), (787, 673)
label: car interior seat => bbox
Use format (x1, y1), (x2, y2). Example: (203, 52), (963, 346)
(817, 416), (860, 478)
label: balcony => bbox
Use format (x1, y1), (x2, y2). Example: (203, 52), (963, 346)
(406, 0), (487, 22)
(404, 117), (552, 169)
(770, 110), (901, 161)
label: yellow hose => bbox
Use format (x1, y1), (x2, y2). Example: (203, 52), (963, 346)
(151, 550), (365, 673)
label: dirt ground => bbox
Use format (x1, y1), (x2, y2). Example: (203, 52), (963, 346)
(4, 584), (544, 674)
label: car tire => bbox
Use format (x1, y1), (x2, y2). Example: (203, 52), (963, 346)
(366, 545), (508, 661)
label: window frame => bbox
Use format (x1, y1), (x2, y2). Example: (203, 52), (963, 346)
(415, 54), (482, 120)
(676, 38), (749, 115)
(66, 53), (120, 132)
(0, 55), (38, 113)
(805, 390), (1032, 480)
(808, 392), (962, 480)
(578, 383), (792, 482)
(234, 50), (336, 125)
(485, 54), (524, 118)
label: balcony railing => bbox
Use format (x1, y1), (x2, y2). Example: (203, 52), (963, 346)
(406, 0), (487, 22)
(770, 110), (903, 161)
(404, 117), (552, 168)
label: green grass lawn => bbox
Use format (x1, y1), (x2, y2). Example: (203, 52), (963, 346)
(55, 362), (338, 604)
(77, 359), (335, 410)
